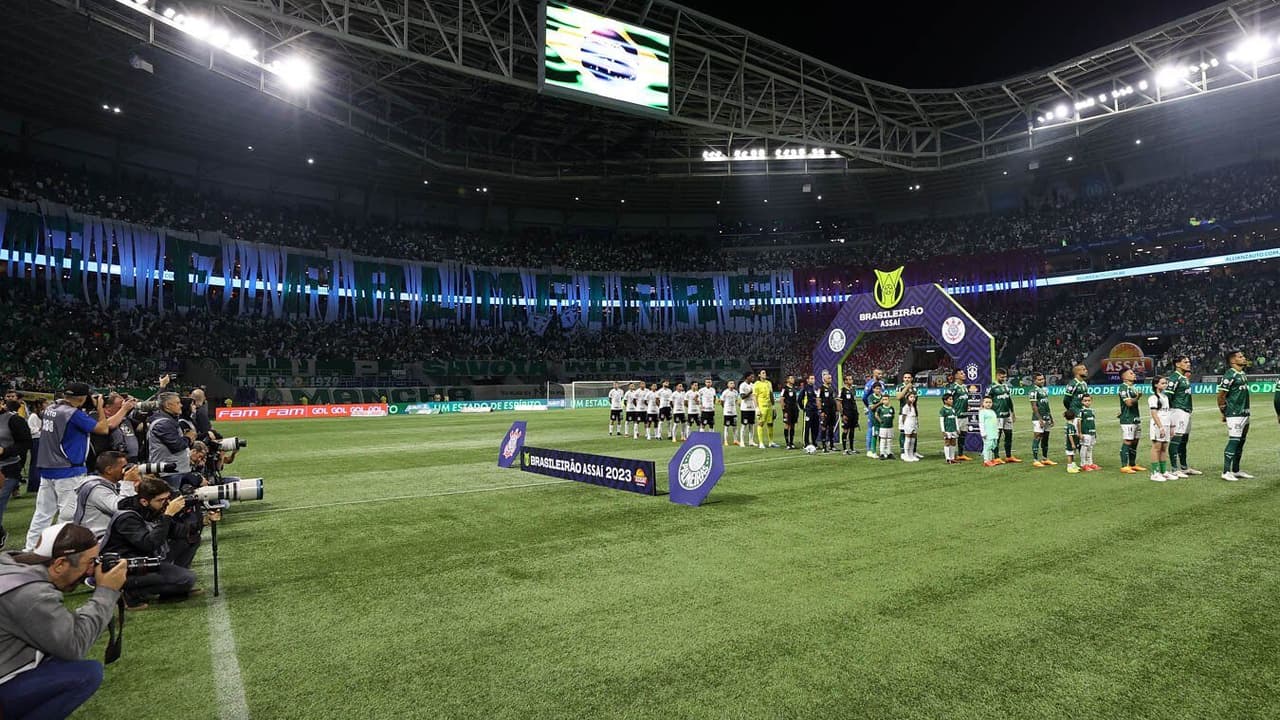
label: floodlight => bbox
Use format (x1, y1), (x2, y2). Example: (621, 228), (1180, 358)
(185, 17), (210, 40)
(163, 7), (175, 19)
(1054, 104), (1068, 119)
(1156, 67), (1182, 87)
(273, 57), (314, 90)
(1235, 36), (1271, 64)
(209, 27), (231, 49)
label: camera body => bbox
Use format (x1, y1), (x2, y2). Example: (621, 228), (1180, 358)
(97, 553), (161, 574)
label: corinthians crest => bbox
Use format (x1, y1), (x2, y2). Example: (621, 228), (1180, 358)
(873, 266), (905, 309)
(502, 428), (523, 459)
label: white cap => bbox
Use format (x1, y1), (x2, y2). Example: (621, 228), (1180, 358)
(25, 522), (94, 559)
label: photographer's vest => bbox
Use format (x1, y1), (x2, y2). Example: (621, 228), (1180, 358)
(36, 401), (93, 478)
(0, 410), (21, 474)
(73, 477), (119, 540)
(100, 508), (169, 560)
(146, 414), (191, 476)
(111, 421), (140, 462)
(0, 560), (53, 684)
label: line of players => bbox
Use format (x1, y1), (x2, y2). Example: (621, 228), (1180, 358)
(605, 350), (1268, 483)
(607, 372), (780, 448)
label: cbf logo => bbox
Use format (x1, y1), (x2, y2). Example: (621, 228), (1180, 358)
(873, 266), (906, 309)
(827, 328), (847, 353)
(965, 363), (980, 381)
(677, 444), (714, 490)
(941, 316), (966, 345)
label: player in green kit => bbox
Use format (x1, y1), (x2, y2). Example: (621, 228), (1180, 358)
(1029, 373), (1057, 467)
(1079, 394), (1099, 471)
(939, 394), (960, 464)
(1217, 350), (1253, 481)
(1117, 369), (1146, 474)
(1064, 364), (1089, 413)
(1167, 355), (1201, 477)
(985, 368), (1021, 463)
(947, 369), (972, 461)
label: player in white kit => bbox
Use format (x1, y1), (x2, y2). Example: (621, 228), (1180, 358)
(698, 378), (717, 431)
(658, 380), (674, 440)
(623, 383), (638, 438)
(608, 382), (625, 436)
(738, 374), (757, 447)
(719, 381), (740, 447)
(671, 383), (687, 443)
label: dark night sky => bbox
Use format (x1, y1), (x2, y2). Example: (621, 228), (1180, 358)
(674, 0), (1217, 87)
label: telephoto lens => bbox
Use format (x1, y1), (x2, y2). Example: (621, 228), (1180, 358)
(190, 478), (264, 503)
(133, 462), (178, 475)
(135, 400), (161, 413)
(218, 437), (248, 452)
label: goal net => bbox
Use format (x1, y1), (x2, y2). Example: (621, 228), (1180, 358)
(549, 381), (645, 409)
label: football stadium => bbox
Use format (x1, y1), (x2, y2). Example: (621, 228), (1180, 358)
(1, 0), (1279, 718)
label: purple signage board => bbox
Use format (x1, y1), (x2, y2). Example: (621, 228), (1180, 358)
(668, 432), (724, 507)
(812, 275), (996, 452)
(520, 446), (656, 495)
(497, 421), (527, 468)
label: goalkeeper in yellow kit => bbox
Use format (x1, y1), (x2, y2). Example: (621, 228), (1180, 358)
(754, 369), (778, 448)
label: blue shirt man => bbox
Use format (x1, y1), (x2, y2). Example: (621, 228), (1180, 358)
(23, 384), (114, 553)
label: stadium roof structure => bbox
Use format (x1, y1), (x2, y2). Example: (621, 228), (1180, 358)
(5, 0), (1280, 211)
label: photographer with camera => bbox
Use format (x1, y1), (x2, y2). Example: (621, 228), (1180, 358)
(0, 397), (34, 549)
(71, 452), (144, 542)
(145, 392), (197, 492)
(22, 383), (127, 553)
(167, 441), (208, 491)
(0, 522), (127, 720)
(165, 441), (221, 570)
(100, 477), (197, 610)
(92, 393), (142, 466)
(189, 388), (215, 443)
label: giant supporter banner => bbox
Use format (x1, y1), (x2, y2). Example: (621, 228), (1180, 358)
(0, 200), (798, 334)
(519, 446), (656, 495)
(215, 403), (388, 421)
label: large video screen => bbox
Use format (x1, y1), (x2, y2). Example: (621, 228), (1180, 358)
(541, 1), (670, 113)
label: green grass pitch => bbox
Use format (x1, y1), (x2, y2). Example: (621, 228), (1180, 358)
(10, 400), (1280, 719)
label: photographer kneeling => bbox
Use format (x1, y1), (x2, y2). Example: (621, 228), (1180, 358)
(72, 451), (143, 542)
(100, 477), (197, 610)
(145, 393), (197, 492)
(0, 522), (127, 720)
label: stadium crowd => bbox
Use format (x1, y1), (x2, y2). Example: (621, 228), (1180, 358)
(5, 152), (1280, 273)
(1010, 271), (1280, 378)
